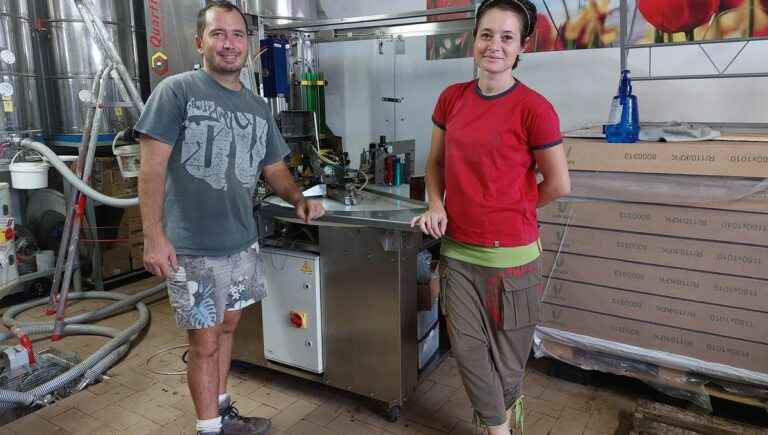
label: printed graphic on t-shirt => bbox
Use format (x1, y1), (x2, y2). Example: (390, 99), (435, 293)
(180, 98), (267, 190)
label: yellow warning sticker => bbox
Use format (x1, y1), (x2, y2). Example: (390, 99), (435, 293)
(3, 101), (13, 113)
(301, 261), (313, 274)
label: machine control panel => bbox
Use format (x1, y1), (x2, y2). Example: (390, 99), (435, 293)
(261, 248), (323, 373)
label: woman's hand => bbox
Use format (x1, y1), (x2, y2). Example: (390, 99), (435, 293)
(410, 204), (448, 238)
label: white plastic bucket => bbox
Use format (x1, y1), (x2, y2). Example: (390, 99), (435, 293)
(35, 250), (55, 272)
(9, 151), (49, 189)
(113, 136), (140, 178)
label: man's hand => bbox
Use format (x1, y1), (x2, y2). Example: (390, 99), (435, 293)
(143, 234), (178, 279)
(410, 204), (448, 239)
(295, 198), (325, 224)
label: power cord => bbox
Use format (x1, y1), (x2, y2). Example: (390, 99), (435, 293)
(145, 344), (189, 376)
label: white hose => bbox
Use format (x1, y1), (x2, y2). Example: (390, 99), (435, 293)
(19, 139), (138, 208)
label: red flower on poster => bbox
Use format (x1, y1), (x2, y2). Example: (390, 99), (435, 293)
(638, 0), (719, 33)
(525, 14), (556, 52)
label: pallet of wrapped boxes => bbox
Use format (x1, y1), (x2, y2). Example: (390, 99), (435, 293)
(535, 136), (768, 406)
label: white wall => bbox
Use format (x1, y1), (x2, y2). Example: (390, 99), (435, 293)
(316, 1), (768, 173)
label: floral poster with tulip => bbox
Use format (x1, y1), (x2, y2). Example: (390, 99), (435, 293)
(426, 0), (624, 60)
(426, 0), (768, 60)
(635, 0), (768, 44)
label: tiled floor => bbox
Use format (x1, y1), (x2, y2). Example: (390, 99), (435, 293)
(1, 277), (638, 435)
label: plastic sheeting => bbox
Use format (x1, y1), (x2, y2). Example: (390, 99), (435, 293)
(534, 327), (768, 407)
(536, 162), (768, 399)
(535, 327), (768, 386)
(566, 172), (768, 206)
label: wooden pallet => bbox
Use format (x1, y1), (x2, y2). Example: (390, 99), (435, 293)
(629, 399), (768, 434)
(541, 339), (768, 411)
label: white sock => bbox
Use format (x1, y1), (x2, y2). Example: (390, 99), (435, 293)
(218, 393), (230, 408)
(195, 416), (222, 433)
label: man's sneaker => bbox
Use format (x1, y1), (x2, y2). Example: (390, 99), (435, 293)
(197, 432), (220, 435)
(220, 402), (271, 435)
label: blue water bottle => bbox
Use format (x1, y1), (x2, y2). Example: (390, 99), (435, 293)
(605, 70), (640, 143)
(393, 157), (403, 186)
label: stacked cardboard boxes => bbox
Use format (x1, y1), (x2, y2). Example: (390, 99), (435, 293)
(101, 245), (131, 278)
(99, 205), (144, 278)
(538, 137), (768, 376)
(90, 157), (138, 198)
(561, 137), (768, 177)
(120, 206), (145, 271)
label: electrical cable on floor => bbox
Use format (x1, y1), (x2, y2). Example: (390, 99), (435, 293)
(145, 344), (189, 376)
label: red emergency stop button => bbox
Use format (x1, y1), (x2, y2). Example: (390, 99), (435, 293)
(289, 311), (308, 328)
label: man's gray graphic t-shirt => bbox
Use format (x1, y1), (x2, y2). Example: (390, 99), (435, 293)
(135, 70), (289, 256)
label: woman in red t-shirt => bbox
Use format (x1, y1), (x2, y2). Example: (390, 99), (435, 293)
(412, 1), (570, 433)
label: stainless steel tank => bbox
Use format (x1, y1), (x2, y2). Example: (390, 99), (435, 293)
(244, 0), (321, 19)
(0, 0), (43, 137)
(40, 0), (145, 145)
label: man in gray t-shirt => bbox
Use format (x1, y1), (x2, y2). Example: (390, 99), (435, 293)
(135, 3), (323, 435)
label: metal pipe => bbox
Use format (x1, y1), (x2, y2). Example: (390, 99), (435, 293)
(313, 111), (321, 156)
(619, 0), (627, 72)
(625, 35), (768, 49)
(633, 72), (768, 81)
(312, 20), (474, 43)
(265, 5), (475, 30)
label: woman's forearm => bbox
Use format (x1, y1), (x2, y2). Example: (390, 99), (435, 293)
(537, 177), (571, 208)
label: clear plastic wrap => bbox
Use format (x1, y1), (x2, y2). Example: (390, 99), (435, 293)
(536, 163), (768, 397)
(534, 327), (768, 407)
(567, 172), (768, 206)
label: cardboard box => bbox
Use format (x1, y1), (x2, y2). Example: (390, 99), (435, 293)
(540, 223), (768, 280)
(118, 216), (143, 241)
(539, 200), (768, 245)
(122, 205), (141, 219)
(130, 243), (144, 271)
(100, 206), (142, 245)
(542, 278), (768, 344)
(92, 167), (137, 198)
(542, 252), (768, 312)
(563, 138), (768, 177)
(101, 244), (131, 278)
(539, 304), (768, 375)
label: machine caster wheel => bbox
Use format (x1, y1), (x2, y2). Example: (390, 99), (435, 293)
(385, 405), (401, 423)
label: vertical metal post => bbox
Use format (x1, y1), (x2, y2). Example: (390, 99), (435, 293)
(393, 39), (397, 142)
(619, 0), (628, 72)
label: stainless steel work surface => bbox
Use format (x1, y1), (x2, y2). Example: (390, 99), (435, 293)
(260, 186), (426, 231)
